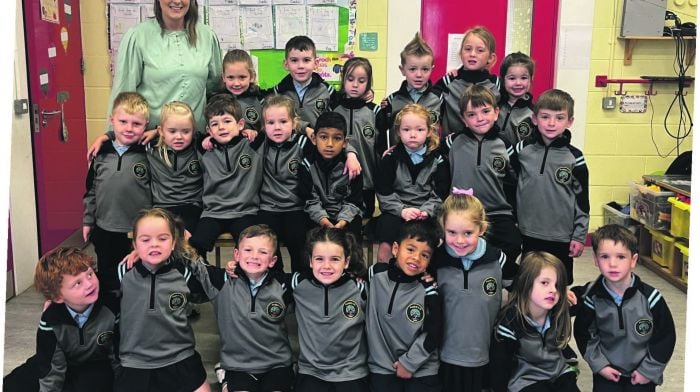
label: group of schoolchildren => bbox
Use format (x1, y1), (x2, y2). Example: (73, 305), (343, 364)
(4, 25), (677, 392)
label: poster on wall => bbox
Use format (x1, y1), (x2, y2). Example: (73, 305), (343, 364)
(106, 0), (356, 87)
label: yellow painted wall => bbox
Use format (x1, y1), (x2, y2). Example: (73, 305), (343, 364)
(80, 0), (111, 144)
(586, 0), (695, 229)
(79, 1), (388, 142)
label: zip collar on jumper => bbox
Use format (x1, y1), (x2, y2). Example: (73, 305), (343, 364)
(387, 258), (424, 283)
(308, 271), (352, 288)
(434, 244), (490, 270)
(587, 273), (641, 303)
(268, 132), (301, 149)
(456, 124), (501, 141)
(533, 129), (572, 148)
(44, 298), (106, 326)
(232, 265), (277, 287)
(397, 80), (434, 97)
(134, 258), (178, 277)
(500, 93), (533, 108)
(393, 142), (437, 167)
(99, 140), (147, 156)
(313, 150), (346, 172)
(457, 68), (496, 83)
(339, 95), (370, 109)
(212, 135), (245, 150)
(236, 85), (263, 99)
(278, 72), (326, 91)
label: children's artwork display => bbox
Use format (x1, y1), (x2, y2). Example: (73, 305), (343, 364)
(106, 0), (356, 87)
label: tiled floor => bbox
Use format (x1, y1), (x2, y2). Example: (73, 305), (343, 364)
(3, 244), (687, 391)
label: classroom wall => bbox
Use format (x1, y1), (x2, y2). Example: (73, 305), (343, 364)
(585, 0), (695, 229)
(79, 1), (389, 142)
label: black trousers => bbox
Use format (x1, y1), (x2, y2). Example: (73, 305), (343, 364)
(592, 374), (657, 392)
(161, 204), (202, 234)
(295, 373), (369, 392)
(521, 371), (580, 392)
(485, 214), (522, 266)
(114, 352), (207, 392)
(439, 362), (487, 392)
(374, 213), (405, 244)
(369, 373), (441, 392)
(188, 215), (258, 257)
(522, 235), (574, 285)
(363, 189), (376, 218)
(3, 356), (113, 392)
(258, 210), (310, 273)
(91, 226), (132, 292)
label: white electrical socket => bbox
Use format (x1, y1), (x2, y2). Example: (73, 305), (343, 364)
(602, 97), (616, 110)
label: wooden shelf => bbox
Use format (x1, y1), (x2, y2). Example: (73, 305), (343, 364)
(638, 255), (687, 293)
(619, 36), (696, 66)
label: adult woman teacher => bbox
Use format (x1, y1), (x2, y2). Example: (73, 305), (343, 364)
(106, 0), (222, 134)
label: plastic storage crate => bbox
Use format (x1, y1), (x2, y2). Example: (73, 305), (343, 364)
(650, 229), (674, 268)
(603, 202), (638, 234)
(676, 242), (689, 282)
(629, 183), (674, 231)
(668, 197), (690, 239)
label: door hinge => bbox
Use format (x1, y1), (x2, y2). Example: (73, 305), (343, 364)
(80, 58), (85, 75)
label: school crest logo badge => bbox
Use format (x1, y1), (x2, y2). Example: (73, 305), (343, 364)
(245, 107), (260, 123)
(517, 121), (532, 138)
(483, 277), (498, 296)
(133, 163), (148, 179)
(635, 319), (653, 336)
(406, 304), (425, 323)
(342, 300), (359, 319)
(267, 301), (285, 319)
(188, 160), (201, 175)
(555, 167), (572, 184)
(362, 125), (375, 139)
(169, 292), (187, 310)
(315, 99), (326, 111)
(288, 158), (299, 175)
(96, 331), (113, 346)
(429, 110), (439, 124)
(239, 154), (252, 169)
(492, 155), (506, 173)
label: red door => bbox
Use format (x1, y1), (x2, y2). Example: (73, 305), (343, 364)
(23, 0), (87, 254)
(421, 0), (559, 98)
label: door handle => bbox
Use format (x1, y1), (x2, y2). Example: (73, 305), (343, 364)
(41, 109), (62, 127)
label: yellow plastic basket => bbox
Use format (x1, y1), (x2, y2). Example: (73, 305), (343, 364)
(668, 197), (690, 239)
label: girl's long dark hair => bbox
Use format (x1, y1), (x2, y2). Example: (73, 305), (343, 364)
(304, 226), (366, 278)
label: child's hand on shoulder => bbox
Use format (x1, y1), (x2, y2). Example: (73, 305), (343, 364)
(202, 136), (215, 151)
(344, 153), (362, 179)
(241, 129), (258, 142)
(225, 260), (239, 278)
(140, 130), (157, 145)
(599, 366), (622, 382)
(393, 361), (413, 379)
(566, 289), (577, 306)
(120, 250), (140, 269)
(420, 272), (437, 286)
(631, 370), (650, 385)
(380, 97), (389, 109)
(447, 68), (460, 77)
(569, 240), (584, 258)
(362, 89), (375, 103)
(381, 145), (395, 158)
(43, 299), (52, 312)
